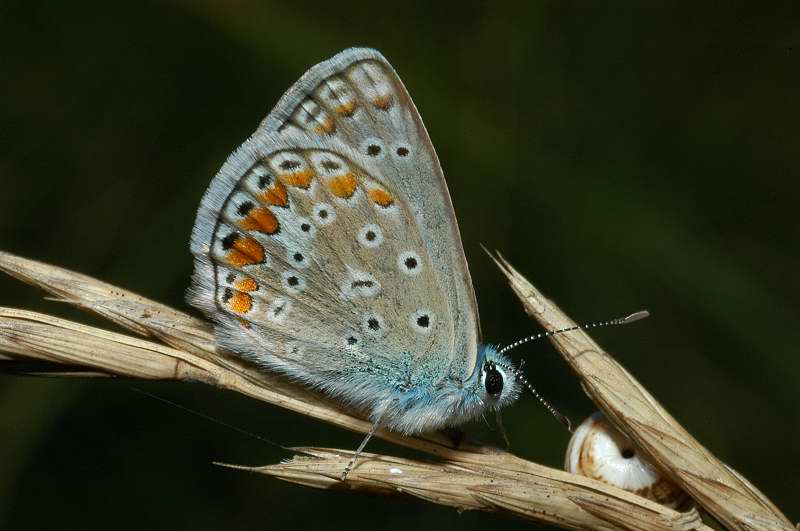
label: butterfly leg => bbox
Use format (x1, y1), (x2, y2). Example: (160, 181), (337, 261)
(341, 417), (384, 481)
(495, 410), (512, 450)
(441, 427), (465, 448)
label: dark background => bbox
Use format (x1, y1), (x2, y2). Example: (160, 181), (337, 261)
(1, 2), (797, 529)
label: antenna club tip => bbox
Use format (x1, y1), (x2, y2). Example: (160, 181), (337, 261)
(622, 310), (650, 324)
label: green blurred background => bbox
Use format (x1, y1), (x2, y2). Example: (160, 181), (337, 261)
(1, 2), (798, 529)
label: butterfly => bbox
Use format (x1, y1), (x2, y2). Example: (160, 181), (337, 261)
(188, 48), (524, 477)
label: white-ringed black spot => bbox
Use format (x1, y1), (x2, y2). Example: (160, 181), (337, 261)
(222, 287), (234, 303)
(257, 174), (272, 189)
(397, 251), (422, 276)
(320, 159), (340, 171)
(341, 270), (380, 298)
(359, 138), (385, 161)
(396, 146), (409, 157)
(410, 309), (435, 334)
(225, 272), (235, 283)
(357, 223), (383, 249)
(313, 203), (336, 225)
(236, 201), (255, 217)
(361, 312), (386, 337)
(343, 332), (363, 350)
(288, 249), (310, 269)
(281, 270), (305, 293)
(221, 232), (238, 250)
(279, 159), (301, 170)
(342, 331), (368, 354)
(295, 216), (317, 238)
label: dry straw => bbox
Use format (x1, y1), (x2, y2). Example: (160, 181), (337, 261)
(0, 250), (793, 530)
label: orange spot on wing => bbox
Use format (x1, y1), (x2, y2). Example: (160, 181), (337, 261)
(226, 236), (265, 267)
(368, 188), (394, 207)
(328, 172), (358, 199)
(239, 207), (279, 234)
(235, 277), (258, 292)
(313, 117), (335, 134)
(335, 101), (355, 117)
(281, 169), (314, 189)
(373, 94), (392, 110)
(260, 181), (288, 207)
(229, 291), (253, 314)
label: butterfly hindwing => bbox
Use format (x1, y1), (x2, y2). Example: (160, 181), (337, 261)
(189, 49), (481, 407)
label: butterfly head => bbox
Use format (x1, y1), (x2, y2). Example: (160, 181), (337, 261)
(475, 346), (521, 410)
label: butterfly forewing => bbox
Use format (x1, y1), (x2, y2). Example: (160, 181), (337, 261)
(189, 49), (481, 402)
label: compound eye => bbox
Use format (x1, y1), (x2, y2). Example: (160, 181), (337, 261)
(484, 363), (504, 397)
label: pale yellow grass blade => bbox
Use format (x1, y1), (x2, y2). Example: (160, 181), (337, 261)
(1, 249), (793, 529)
(490, 252), (792, 531)
(223, 448), (709, 531)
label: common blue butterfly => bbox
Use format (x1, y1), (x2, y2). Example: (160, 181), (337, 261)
(188, 48), (523, 476)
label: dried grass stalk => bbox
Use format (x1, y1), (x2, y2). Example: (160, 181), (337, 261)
(223, 448), (710, 531)
(0, 250), (791, 530)
(490, 253), (793, 531)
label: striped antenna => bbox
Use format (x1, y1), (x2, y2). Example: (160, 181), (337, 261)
(498, 311), (649, 356)
(494, 360), (574, 432)
(495, 310), (649, 432)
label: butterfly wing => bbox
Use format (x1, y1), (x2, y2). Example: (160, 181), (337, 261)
(189, 49), (481, 412)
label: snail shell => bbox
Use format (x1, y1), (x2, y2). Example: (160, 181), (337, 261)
(565, 411), (687, 508)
